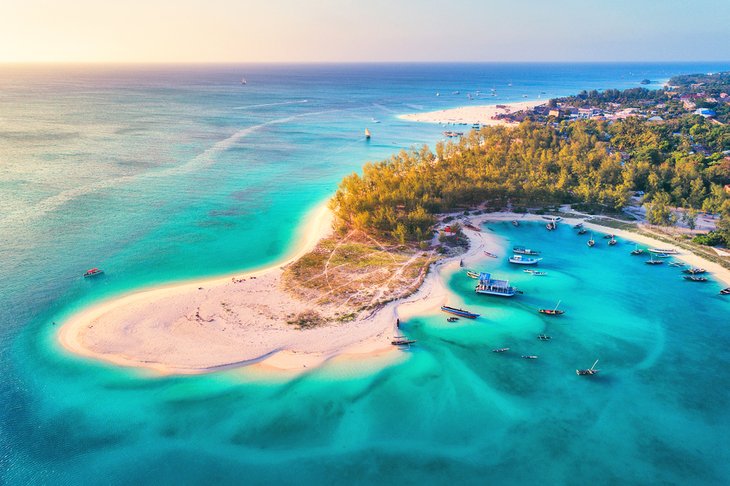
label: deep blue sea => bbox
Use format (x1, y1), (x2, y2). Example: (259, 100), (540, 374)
(1, 63), (729, 484)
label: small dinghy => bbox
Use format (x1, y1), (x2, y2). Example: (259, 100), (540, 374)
(539, 301), (564, 316)
(577, 359), (600, 376)
(537, 334), (552, 341)
(512, 220), (520, 227)
(522, 355), (539, 360)
(492, 347), (510, 353)
(720, 288), (730, 295)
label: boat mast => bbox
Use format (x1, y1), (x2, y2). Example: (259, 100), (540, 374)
(554, 300), (561, 311)
(590, 359), (599, 371)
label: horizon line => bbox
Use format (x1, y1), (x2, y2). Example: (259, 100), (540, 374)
(1, 60), (730, 66)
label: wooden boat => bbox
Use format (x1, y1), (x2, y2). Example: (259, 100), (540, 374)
(720, 288), (730, 295)
(577, 359), (600, 376)
(608, 237), (617, 246)
(512, 220), (520, 227)
(83, 267), (104, 278)
(537, 334), (552, 341)
(466, 270), (480, 279)
(446, 317), (459, 322)
(475, 273), (517, 297)
(440, 305), (480, 319)
(513, 246), (540, 255)
(365, 128), (371, 140)
(539, 300), (564, 316)
(492, 347), (510, 353)
(683, 276), (708, 282)
(483, 251), (498, 258)
(577, 228), (587, 235)
(649, 248), (678, 255)
(509, 255), (542, 265)
(391, 337), (416, 346)
(645, 256), (663, 265)
(524, 269), (547, 276)
(630, 245), (644, 255)
(682, 267), (706, 274)
(522, 355), (539, 359)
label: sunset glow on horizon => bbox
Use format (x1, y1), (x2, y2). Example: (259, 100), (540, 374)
(1, 0), (729, 63)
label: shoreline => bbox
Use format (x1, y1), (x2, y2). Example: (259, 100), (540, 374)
(57, 207), (729, 377)
(398, 100), (544, 126)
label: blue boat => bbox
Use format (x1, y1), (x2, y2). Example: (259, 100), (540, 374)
(440, 305), (480, 319)
(475, 273), (517, 297)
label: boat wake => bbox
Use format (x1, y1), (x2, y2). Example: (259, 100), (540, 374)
(232, 99), (309, 110)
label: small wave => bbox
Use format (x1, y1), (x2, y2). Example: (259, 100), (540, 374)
(232, 100), (309, 110)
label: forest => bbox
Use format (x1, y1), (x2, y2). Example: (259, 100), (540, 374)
(330, 115), (730, 245)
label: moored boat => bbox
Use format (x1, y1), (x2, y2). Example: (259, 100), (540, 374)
(682, 267), (706, 274)
(513, 246), (540, 255)
(539, 300), (564, 316)
(608, 237), (617, 246)
(440, 305), (480, 319)
(587, 234), (595, 247)
(537, 334), (552, 341)
(512, 220), (520, 227)
(573, 223), (583, 229)
(83, 267), (104, 278)
(683, 275), (708, 282)
(475, 273), (517, 297)
(483, 251), (498, 258)
(509, 255), (542, 265)
(466, 270), (481, 279)
(446, 317), (459, 322)
(668, 262), (686, 267)
(648, 248), (678, 255)
(720, 288), (730, 295)
(630, 247), (644, 255)
(603, 234), (614, 239)
(492, 347), (510, 353)
(577, 359), (600, 376)
(577, 228), (587, 235)
(524, 269), (547, 276)
(645, 256), (663, 265)
(522, 355), (539, 359)
(391, 337), (416, 346)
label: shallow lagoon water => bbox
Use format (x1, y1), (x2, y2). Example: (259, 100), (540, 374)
(2, 64), (730, 484)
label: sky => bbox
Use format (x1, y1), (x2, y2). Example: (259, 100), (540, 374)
(1, 0), (729, 63)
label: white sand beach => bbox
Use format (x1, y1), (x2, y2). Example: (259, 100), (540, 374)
(399, 100), (545, 126)
(58, 206), (730, 376)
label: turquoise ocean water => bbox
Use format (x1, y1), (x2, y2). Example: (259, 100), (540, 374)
(1, 63), (729, 484)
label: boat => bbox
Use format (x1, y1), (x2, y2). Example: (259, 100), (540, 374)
(440, 305), (480, 319)
(577, 228), (587, 235)
(365, 128), (371, 140)
(240, 77), (247, 85)
(492, 347), (510, 353)
(542, 216), (562, 222)
(483, 251), (498, 258)
(508, 255), (542, 265)
(466, 270), (482, 279)
(522, 355), (538, 359)
(513, 246), (540, 255)
(645, 256), (663, 265)
(539, 300), (564, 316)
(546, 222), (556, 231)
(720, 288), (730, 295)
(682, 267), (707, 274)
(371, 118), (381, 124)
(446, 317), (459, 322)
(537, 334), (552, 341)
(391, 337), (416, 346)
(512, 220), (520, 227)
(630, 245), (644, 255)
(603, 234), (614, 239)
(577, 359), (600, 376)
(475, 273), (517, 297)
(573, 223), (584, 229)
(524, 269), (547, 276)
(608, 237), (617, 246)
(668, 262), (686, 267)
(683, 276), (708, 282)
(587, 234), (595, 247)
(654, 253), (671, 258)
(648, 248), (679, 255)
(83, 267), (104, 278)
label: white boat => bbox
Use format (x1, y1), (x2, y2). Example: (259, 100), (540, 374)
(475, 273), (517, 297)
(509, 255), (542, 265)
(513, 246), (540, 255)
(524, 269), (547, 276)
(648, 248), (678, 255)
